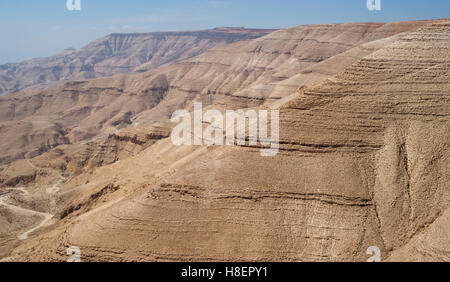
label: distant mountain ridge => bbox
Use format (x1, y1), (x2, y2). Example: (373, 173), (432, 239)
(0, 19), (448, 262)
(0, 20), (433, 165)
(0, 28), (275, 95)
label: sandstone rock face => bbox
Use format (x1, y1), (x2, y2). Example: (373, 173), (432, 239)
(0, 21), (432, 165)
(0, 28), (274, 95)
(0, 20), (448, 262)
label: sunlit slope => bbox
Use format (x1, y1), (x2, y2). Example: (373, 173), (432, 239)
(3, 20), (448, 262)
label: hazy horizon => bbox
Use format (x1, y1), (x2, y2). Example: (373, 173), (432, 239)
(1, 0), (449, 64)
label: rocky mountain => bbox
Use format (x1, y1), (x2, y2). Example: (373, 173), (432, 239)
(0, 20), (432, 164)
(0, 19), (448, 262)
(0, 28), (275, 95)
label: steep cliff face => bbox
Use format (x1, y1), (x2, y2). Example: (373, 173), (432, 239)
(1, 20), (448, 262)
(0, 21), (432, 165)
(275, 21), (450, 260)
(0, 28), (274, 95)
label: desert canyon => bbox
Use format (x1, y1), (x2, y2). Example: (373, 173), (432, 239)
(0, 19), (448, 262)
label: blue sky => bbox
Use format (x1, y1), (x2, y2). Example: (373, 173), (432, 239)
(0, 0), (449, 64)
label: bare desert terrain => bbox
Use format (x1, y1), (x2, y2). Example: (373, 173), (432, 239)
(0, 19), (448, 262)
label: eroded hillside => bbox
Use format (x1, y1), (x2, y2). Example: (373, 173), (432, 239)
(0, 28), (274, 95)
(0, 21), (432, 164)
(0, 19), (448, 262)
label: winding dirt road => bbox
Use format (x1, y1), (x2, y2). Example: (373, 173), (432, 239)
(0, 187), (54, 240)
(0, 160), (66, 240)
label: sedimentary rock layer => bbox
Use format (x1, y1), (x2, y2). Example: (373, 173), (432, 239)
(0, 28), (274, 95)
(0, 21), (432, 164)
(2, 20), (448, 262)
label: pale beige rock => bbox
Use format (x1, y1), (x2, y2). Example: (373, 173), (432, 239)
(0, 20), (449, 262)
(0, 28), (274, 95)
